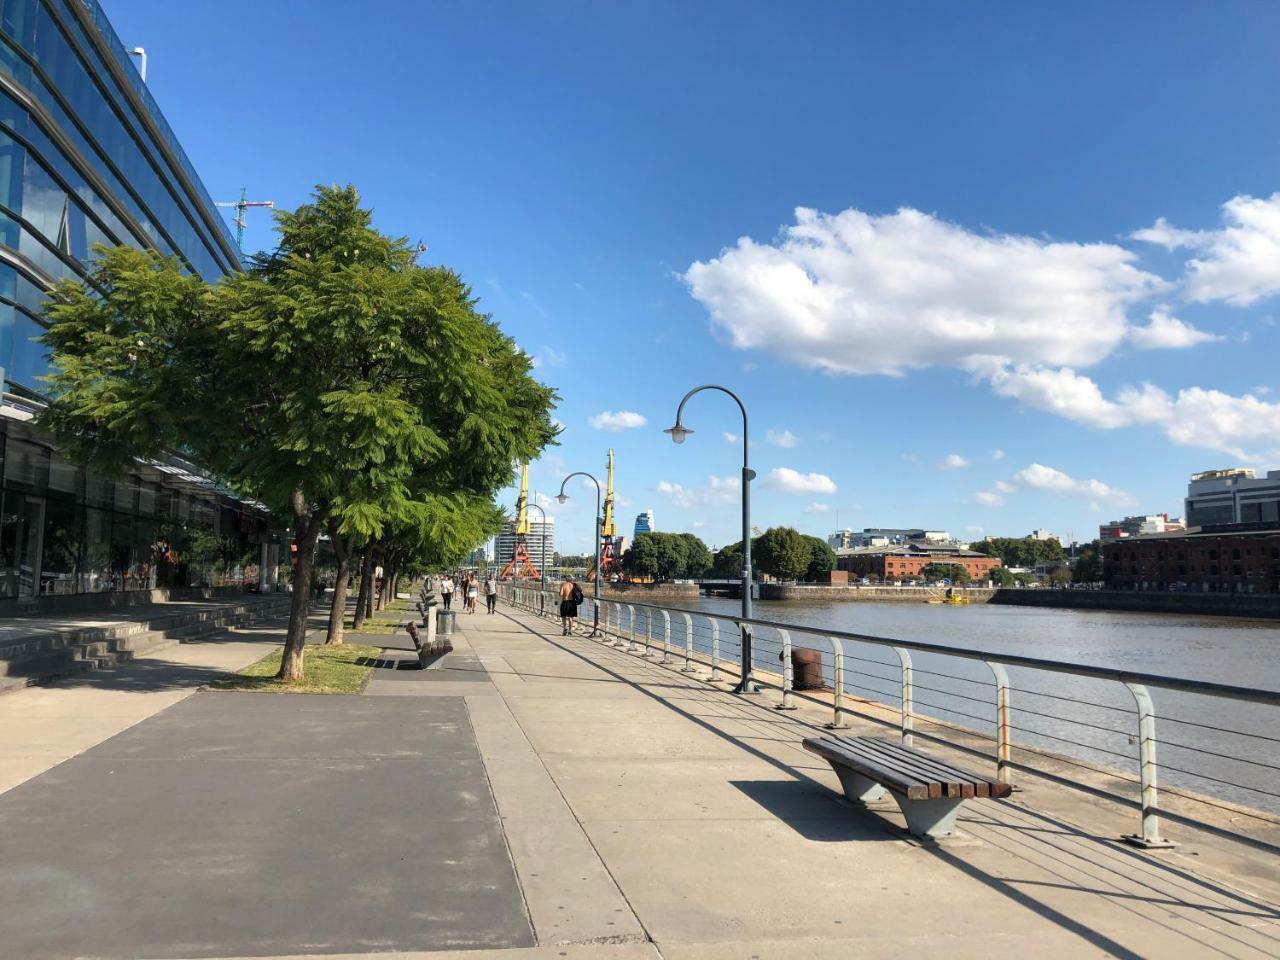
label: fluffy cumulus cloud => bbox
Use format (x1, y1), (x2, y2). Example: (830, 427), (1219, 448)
(1127, 308), (1221, 349)
(974, 464), (1133, 508)
(684, 206), (1164, 376)
(766, 428), (799, 447)
(762, 467), (837, 495)
(939, 453), (970, 470)
(976, 361), (1280, 461)
(589, 410), (647, 431)
(1133, 193), (1280, 305)
(683, 197), (1280, 462)
(656, 475), (739, 509)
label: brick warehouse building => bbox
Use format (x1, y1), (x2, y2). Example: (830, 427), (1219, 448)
(837, 544), (1003, 581)
(1103, 524), (1280, 594)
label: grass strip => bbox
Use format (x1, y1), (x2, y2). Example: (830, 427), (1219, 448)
(211, 642), (383, 694)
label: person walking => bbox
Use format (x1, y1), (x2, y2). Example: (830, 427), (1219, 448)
(466, 574), (479, 614)
(485, 574), (498, 614)
(558, 576), (583, 635)
(441, 574), (454, 611)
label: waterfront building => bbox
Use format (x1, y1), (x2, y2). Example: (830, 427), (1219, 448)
(634, 510), (653, 538)
(496, 517), (554, 574)
(1103, 524), (1280, 594)
(1099, 514), (1186, 541)
(828, 528), (954, 550)
(836, 544), (1002, 581)
(1029, 528), (1057, 541)
(0, 0), (279, 611)
(1186, 468), (1280, 526)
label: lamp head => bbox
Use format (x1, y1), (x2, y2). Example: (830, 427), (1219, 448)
(556, 492), (569, 504)
(664, 423), (692, 445)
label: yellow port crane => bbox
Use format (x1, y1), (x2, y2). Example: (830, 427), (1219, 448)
(595, 449), (622, 581)
(499, 463), (541, 580)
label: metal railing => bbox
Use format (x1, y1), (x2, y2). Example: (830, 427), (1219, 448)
(501, 583), (1280, 849)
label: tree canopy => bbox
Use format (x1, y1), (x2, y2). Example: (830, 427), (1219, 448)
(1072, 540), (1103, 583)
(41, 185), (556, 678)
(970, 536), (1066, 568)
(623, 531), (711, 581)
(923, 563), (970, 583)
(754, 527), (811, 581)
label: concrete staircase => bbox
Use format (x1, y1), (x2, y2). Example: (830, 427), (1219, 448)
(0, 595), (293, 693)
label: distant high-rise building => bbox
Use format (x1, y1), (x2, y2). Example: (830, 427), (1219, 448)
(495, 517), (555, 574)
(1185, 468), (1280, 526)
(1099, 514), (1185, 541)
(634, 510), (654, 538)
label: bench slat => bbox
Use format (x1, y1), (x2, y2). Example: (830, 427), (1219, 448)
(805, 738), (935, 799)
(861, 737), (1012, 799)
(832, 738), (966, 798)
(805, 735), (1012, 801)
(850, 738), (979, 798)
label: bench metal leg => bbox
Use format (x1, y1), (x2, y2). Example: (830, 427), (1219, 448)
(891, 794), (964, 840)
(829, 763), (887, 804)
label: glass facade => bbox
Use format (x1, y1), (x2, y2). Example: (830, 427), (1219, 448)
(0, 1), (277, 605)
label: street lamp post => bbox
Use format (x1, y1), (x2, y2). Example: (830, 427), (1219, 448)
(556, 471), (603, 637)
(528, 499), (549, 615)
(665, 385), (758, 694)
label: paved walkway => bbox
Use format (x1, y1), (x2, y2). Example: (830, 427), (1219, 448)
(0, 604), (1277, 959)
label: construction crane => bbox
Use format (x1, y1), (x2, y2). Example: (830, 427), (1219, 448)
(499, 463), (541, 580)
(215, 188), (274, 253)
(595, 449), (622, 581)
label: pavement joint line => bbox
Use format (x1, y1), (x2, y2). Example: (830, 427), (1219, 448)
(492, 610), (667, 953)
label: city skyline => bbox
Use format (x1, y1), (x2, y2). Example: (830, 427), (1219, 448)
(104, 1), (1280, 555)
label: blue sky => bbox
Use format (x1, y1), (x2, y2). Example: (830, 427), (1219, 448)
(107, 1), (1280, 553)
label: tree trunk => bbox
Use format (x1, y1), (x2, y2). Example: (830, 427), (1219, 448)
(279, 493), (326, 682)
(353, 543), (374, 630)
(365, 545), (378, 618)
(325, 526), (350, 645)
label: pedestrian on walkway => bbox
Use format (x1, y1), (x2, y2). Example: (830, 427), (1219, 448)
(441, 574), (454, 610)
(485, 574), (498, 614)
(466, 575), (479, 614)
(558, 577), (583, 635)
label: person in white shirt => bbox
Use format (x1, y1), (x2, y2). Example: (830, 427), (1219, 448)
(440, 575), (455, 610)
(484, 575), (498, 614)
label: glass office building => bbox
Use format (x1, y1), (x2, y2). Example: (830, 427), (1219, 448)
(0, 0), (279, 608)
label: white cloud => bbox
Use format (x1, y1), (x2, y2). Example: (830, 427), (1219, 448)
(684, 206), (1164, 376)
(766, 429), (800, 448)
(973, 463), (1133, 509)
(1013, 463), (1129, 502)
(723, 431), (739, 444)
(1133, 193), (1280, 305)
(803, 502), (831, 513)
(656, 475), (739, 509)
(762, 468), (838, 495)
(966, 525), (985, 534)
(977, 360), (1280, 461)
(992, 449), (1006, 461)
(939, 453), (970, 470)
(1127, 308), (1221, 349)
(589, 410), (647, 431)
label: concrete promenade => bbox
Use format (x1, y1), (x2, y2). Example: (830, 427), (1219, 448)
(0, 603), (1277, 958)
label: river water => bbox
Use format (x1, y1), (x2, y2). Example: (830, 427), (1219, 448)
(638, 596), (1280, 819)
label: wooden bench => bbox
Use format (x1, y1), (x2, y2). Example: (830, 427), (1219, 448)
(803, 735), (1011, 840)
(403, 620), (451, 668)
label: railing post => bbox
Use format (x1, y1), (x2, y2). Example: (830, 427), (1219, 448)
(828, 636), (848, 729)
(626, 604), (638, 652)
(680, 612), (697, 672)
(776, 629), (796, 710)
(985, 661), (1011, 785)
(639, 609), (654, 657)
(893, 646), (913, 747)
(1123, 682), (1176, 848)
(708, 618), (722, 681)
(660, 610), (672, 664)
(611, 602), (625, 647)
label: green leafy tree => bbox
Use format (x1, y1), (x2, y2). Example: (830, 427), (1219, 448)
(678, 533), (713, 578)
(971, 536), (1066, 568)
(712, 540), (745, 578)
(801, 535), (836, 581)
(623, 531), (710, 581)
(41, 186), (556, 679)
(923, 563), (970, 583)
(754, 526), (811, 581)
(1072, 540), (1103, 583)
